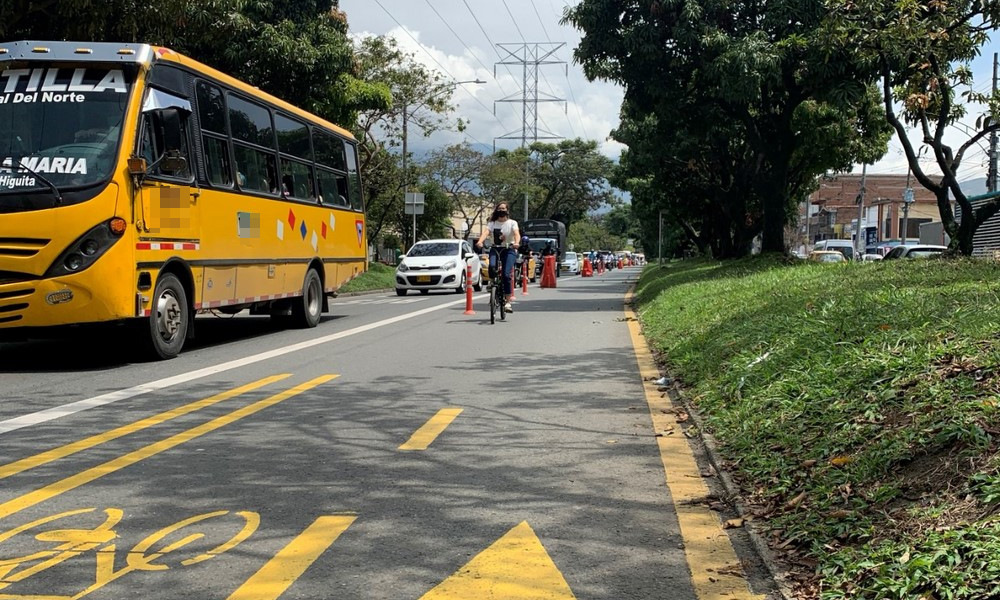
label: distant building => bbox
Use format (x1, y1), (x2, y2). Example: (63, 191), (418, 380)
(797, 173), (941, 254)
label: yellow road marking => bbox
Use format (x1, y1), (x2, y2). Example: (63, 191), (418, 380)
(625, 290), (764, 600)
(419, 521), (575, 599)
(225, 515), (356, 600)
(398, 408), (463, 451)
(0, 375), (338, 521)
(0, 375), (291, 481)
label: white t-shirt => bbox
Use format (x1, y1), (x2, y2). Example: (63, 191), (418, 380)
(486, 219), (519, 248)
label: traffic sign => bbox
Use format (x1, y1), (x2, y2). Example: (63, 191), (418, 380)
(903, 188), (915, 203)
(404, 192), (425, 215)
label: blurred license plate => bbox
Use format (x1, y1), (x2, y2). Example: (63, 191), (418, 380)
(416, 275), (431, 283)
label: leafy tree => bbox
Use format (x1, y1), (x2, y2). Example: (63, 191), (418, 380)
(527, 139), (615, 228)
(1, 0), (387, 128)
(568, 218), (624, 253)
(825, 0), (1000, 255)
(423, 143), (490, 239)
(566, 0), (889, 254)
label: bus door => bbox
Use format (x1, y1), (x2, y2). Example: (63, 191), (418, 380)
(134, 89), (201, 243)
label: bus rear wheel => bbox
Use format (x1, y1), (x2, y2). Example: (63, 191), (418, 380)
(144, 273), (188, 360)
(291, 268), (323, 328)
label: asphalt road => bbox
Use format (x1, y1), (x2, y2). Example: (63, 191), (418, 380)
(0, 267), (769, 599)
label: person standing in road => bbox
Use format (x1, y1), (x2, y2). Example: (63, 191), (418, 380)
(476, 202), (520, 313)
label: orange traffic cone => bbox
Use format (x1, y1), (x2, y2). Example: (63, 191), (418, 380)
(582, 258), (593, 277)
(540, 255), (557, 288)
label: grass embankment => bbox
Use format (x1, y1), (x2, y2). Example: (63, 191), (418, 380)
(636, 257), (1000, 599)
(337, 262), (395, 293)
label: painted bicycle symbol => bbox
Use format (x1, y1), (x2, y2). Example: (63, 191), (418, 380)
(0, 507), (259, 599)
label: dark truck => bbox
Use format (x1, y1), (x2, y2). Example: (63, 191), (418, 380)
(521, 219), (567, 277)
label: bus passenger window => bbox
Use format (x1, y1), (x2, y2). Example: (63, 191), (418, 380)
(316, 169), (349, 206)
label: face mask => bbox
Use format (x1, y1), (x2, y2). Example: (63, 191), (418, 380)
(497, 210), (508, 218)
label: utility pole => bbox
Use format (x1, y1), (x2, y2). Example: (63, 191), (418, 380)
(402, 102), (413, 248)
(990, 52), (998, 193)
(855, 164), (867, 258)
(903, 166), (915, 244)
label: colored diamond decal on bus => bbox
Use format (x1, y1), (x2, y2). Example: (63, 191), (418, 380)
(311, 231), (318, 251)
(330, 213), (336, 231)
(300, 221), (307, 239)
(356, 220), (363, 246)
(288, 209), (296, 228)
(321, 222), (327, 239)
(276, 219), (284, 241)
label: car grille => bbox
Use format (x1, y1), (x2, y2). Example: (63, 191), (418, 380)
(0, 237), (49, 258)
(406, 275), (442, 286)
(404, 265), (438, 271)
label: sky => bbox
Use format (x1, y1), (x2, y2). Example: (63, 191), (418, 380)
(341, 0), (999, 183)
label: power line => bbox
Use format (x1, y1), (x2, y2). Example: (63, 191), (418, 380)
(531, 0), (553, 43)
(423, 0), (495, 81)
(502, 0), (527, 42)
(460, 0), (524, 124)
(372, 0), (508, 129)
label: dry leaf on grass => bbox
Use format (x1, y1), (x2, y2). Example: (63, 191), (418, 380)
(723, 518), (745, 529)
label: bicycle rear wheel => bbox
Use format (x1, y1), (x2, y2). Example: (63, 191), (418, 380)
(498, 284), (506, 321)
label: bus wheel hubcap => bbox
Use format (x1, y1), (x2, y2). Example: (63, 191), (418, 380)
(156, 292), (182, 340)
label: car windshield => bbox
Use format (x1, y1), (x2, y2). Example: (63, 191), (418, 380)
(408, 242), (459, 257)
(565, 252), (577, 260)
(528, 239), (554, 253)
(908, 249), (943, 258)
(818, 254), (843, 262)
(0, 62), (134, 209)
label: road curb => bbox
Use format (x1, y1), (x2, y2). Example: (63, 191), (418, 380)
(625, 290), (795, 600)
(331, 288), (393, 298)
(670, 385), (797, 600)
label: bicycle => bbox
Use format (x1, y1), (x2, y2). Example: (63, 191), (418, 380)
(487, 262), (506, 324)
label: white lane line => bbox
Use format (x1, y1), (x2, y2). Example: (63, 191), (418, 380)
(0, 295), (484, 436)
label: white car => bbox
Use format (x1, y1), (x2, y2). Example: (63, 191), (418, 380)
(882, 244), (947, 260)
(560, 251), (580, 274)
(395, 239), (482, 296)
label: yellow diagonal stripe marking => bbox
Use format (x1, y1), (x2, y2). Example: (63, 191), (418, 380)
(625, 289), (765, 600)
(419, 521), (576, 599)
(0, 375), (291, 481)
(398, 408), (463, 451)
(0, 375), (338, 521)
(226, 515), (356, 600)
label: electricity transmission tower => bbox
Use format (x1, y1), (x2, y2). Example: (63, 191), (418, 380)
(493, 42), (567, 149)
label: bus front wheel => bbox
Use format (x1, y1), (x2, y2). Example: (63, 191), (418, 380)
(145, 273), (188, 359)
(291, 268), (323, 328)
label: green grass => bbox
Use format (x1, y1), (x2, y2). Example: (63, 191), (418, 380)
(337, 262), (396, 293)
(636, 257), (1000, 599)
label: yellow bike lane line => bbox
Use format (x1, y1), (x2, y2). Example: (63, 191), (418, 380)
(0, 375), (338, 521)
(625, 288), (765, 600)
(0, 374), (291, 481)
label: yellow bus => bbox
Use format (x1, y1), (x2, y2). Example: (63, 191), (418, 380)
(0, 41), (367, 359)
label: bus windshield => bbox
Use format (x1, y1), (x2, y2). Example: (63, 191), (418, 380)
(0, 63), (134, 209)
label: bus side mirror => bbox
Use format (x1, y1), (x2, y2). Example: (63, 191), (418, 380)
(157, 107), (184, 153)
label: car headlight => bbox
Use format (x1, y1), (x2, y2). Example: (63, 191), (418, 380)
(397, 263), (409, 272)
(442, 260), (457, 270)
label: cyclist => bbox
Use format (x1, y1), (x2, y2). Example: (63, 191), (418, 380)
(475, 201), (520, 313)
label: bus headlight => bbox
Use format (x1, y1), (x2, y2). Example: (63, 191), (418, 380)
(45, 218), (126, 278)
